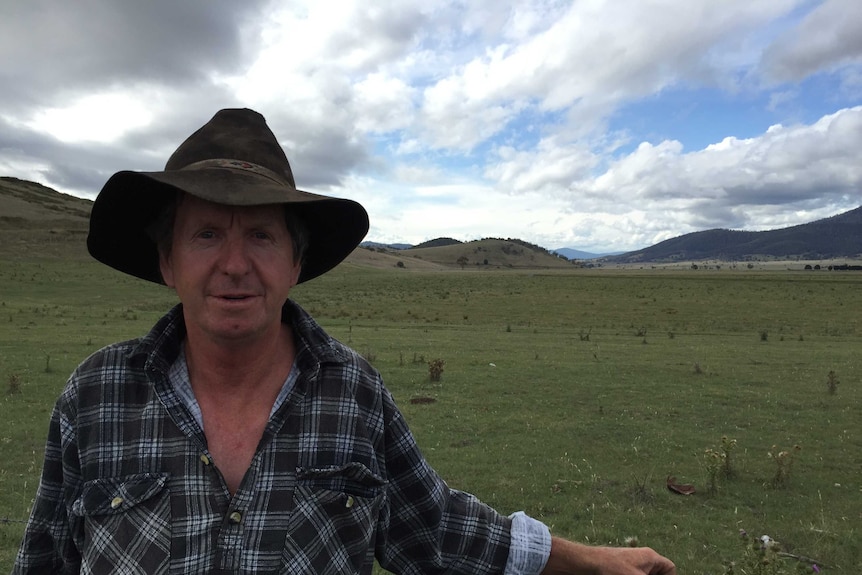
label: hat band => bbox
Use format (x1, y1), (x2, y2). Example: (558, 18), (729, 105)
(181, 159), (288, 186)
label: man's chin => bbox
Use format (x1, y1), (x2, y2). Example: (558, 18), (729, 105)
(202, 319), (271, 344)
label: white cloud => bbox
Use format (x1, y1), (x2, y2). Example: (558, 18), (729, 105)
(576, 106), (862, 235)
(485, 137), (598, 195)
(2, 0), (861, 254)
(415, 0), (801, 147)
(23, 93), (155, 144)
(353, 74), (416, 134)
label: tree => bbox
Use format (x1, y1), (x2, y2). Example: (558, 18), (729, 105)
(456, 255), (469, 269)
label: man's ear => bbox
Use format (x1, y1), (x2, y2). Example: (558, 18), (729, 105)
(158, 250), (175, 288)
(289, 261), (302, 289)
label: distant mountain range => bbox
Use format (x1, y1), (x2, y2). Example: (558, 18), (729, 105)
(552, 248), (624, 260)
(360, 202), (862, 263)
(601, 205), (862, 263)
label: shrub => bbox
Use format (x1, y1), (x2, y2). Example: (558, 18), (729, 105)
(703, 436), (737, 493)
(724, 530), (819, 574)
(826, 370), (839, 395)
(768, 444), (801, 488)
(7, 373), (21, 395)
(428, 358), (445, 382)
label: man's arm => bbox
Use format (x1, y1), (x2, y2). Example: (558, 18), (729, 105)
(542, 537), (677, 575)
(13, 397), (81, 574)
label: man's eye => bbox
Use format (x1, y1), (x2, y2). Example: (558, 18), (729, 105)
(252, 231), (271, 240)
(197, 230), (215, 239)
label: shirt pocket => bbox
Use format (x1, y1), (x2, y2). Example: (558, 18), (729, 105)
(281, 462), (386, 574)
(71, 473), (171, 575)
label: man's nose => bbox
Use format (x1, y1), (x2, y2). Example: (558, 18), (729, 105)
(219, 236), (251, 275)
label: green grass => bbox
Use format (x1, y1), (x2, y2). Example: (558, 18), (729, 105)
(1, 260), (860, 573)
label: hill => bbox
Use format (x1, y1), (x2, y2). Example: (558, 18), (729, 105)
(0, 177), (92, 259)
(604, 205), (862, 263)
(0, 177), (92, 226)
(403, 237), (575, 269)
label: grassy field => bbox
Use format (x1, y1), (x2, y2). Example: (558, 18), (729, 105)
(1, 259), (860, 573)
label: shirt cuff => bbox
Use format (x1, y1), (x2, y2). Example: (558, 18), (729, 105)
(504, 511), (552, 575)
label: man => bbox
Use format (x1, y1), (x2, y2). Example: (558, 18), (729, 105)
(14, 108), (675, 574)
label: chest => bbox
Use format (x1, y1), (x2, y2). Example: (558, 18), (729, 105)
(72, 413), (387, 574)
(200, 406), (270, 494)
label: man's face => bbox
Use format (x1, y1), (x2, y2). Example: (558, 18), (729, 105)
(159, 195), (302, 346)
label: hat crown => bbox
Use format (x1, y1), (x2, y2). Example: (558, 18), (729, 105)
(165, 108), (296, 188)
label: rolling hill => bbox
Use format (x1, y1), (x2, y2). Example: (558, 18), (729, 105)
(401, 237), (575, 269)
(0, 177), (92, 259)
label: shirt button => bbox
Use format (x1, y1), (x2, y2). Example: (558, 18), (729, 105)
(229, 511), (242, 524)
(110, 497), (124, 509)
(200, 454), (211, 466)
(345, 495), (355, 509)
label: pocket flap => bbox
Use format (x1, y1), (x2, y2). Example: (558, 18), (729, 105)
(297, 462), (385, 498)
(72, 473), (169, 517)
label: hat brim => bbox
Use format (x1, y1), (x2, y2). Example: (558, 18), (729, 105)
(87, 168), (369, 284)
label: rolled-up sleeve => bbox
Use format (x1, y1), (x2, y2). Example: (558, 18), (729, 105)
(504, 511), (551, 575)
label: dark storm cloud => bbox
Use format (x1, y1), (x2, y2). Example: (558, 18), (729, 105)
(263, 111), (372, 190)
(0, 82), (247, 196)
(0, 0), (269, 112)
(0, 115), (117, 194)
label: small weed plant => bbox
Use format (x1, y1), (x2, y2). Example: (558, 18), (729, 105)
(720, 435), (737, 478)
(724, 530), (820, 575)
(627, 472), (655, 505)
(704, 436), (737, 493)
(703, 448), (724, 495)
(769, 444), (801, 489)
(362, 348), (377, 365)
(6, 373), (21, 395)
(428, 358), (445, 382)
(826, 370), (839, 395)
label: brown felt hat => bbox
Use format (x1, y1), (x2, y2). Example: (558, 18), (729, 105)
(87, 108), (368, 284)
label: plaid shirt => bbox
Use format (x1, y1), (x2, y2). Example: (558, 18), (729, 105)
(14, 302), (548, 574)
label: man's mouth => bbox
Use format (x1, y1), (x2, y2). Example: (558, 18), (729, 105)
(213, 293), (256, 301)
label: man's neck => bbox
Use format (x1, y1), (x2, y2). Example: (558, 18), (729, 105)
(181, 323), (297, 496)
(183, 323), (296, 398)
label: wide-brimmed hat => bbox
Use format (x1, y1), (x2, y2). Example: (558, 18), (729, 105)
(87, 108), (369, 284)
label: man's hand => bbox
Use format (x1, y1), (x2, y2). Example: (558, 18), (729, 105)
(542, 537), (677, 575)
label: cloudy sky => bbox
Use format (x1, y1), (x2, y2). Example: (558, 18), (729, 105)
(1, 0), (860, 253)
